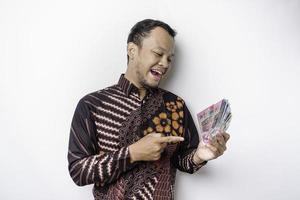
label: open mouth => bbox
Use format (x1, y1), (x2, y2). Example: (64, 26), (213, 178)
(150, 69), (164, 81)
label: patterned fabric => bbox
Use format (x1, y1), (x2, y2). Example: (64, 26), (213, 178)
(68, 74), (207, 200)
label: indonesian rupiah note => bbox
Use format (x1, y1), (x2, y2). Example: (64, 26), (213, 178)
(197, 99), (232, 144)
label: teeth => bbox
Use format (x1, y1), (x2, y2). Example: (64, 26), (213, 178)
(152, 69), (163, 75)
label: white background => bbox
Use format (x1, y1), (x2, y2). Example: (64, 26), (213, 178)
(1, 0), (300, 199)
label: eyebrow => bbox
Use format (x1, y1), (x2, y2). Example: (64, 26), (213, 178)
(156, 47), (175, 57)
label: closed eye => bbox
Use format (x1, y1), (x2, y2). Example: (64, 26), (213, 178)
(153, 51), (163, 57)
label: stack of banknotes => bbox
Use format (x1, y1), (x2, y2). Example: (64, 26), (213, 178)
(197, 99), (232, 144)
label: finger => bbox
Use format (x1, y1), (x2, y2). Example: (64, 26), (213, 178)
(216, 135), (225, 146)
(221, 145), (227, 153)
(160, 142), (167, 149)
(216, 144), (225, 154)
(223, 133), (230, 142)
(213, 137), (226, 153)
(216, 141), (227, 155)
(153, 153), (161, 161)
(150, 133), (164, 138)
(215, 146), (223, 157)
(158, 136), (184, 143)
(207, 143), (224, 156)
(159, 148), (165, 154)
(210, 137), (219, 146)
(205, 143), (218, 153)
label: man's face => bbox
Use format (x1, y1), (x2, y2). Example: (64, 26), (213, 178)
(129, 27), (175, 88)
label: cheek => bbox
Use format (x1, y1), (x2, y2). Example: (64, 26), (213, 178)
(143, 51), (159, 62)
(141, 57), (158, 69)
(148, 56), (160, 67)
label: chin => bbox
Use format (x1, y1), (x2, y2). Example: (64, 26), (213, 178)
(143, 80), (160, 88)
(148, 84), (159, 88)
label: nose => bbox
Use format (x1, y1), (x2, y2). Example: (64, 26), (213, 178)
(159, 56), (169, 69)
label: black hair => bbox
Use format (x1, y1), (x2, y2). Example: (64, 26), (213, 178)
(127, 19), (177, 62)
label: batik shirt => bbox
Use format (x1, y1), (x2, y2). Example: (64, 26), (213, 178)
(68, 74), (207, 200)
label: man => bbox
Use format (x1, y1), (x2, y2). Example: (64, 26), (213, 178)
(68, 19), (230, 200)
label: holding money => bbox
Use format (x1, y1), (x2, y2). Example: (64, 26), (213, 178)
(197, 99), (232, 144)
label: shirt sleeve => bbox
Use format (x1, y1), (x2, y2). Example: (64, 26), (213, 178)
(170, 103), (207, 174)
(67, 98), (137, 186)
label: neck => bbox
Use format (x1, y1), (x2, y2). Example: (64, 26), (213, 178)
(138, 89), (147, 100)
(124, 70), (147, 100)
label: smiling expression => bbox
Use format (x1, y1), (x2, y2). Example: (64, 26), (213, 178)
(126, 27), (175, 89)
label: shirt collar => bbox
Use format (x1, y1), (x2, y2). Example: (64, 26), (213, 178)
(117, 74), (156, 96)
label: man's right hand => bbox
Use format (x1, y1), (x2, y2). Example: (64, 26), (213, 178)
(128, 133), (184, 163)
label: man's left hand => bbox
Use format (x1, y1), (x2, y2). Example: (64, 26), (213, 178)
(193, 131), (230, 165)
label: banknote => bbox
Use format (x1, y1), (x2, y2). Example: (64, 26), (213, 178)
(197, 99), (232, 144)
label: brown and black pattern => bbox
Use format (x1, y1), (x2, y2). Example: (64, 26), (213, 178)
(68, 74), (207, 200)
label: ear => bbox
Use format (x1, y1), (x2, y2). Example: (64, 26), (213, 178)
(127, 42), (138, 60)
